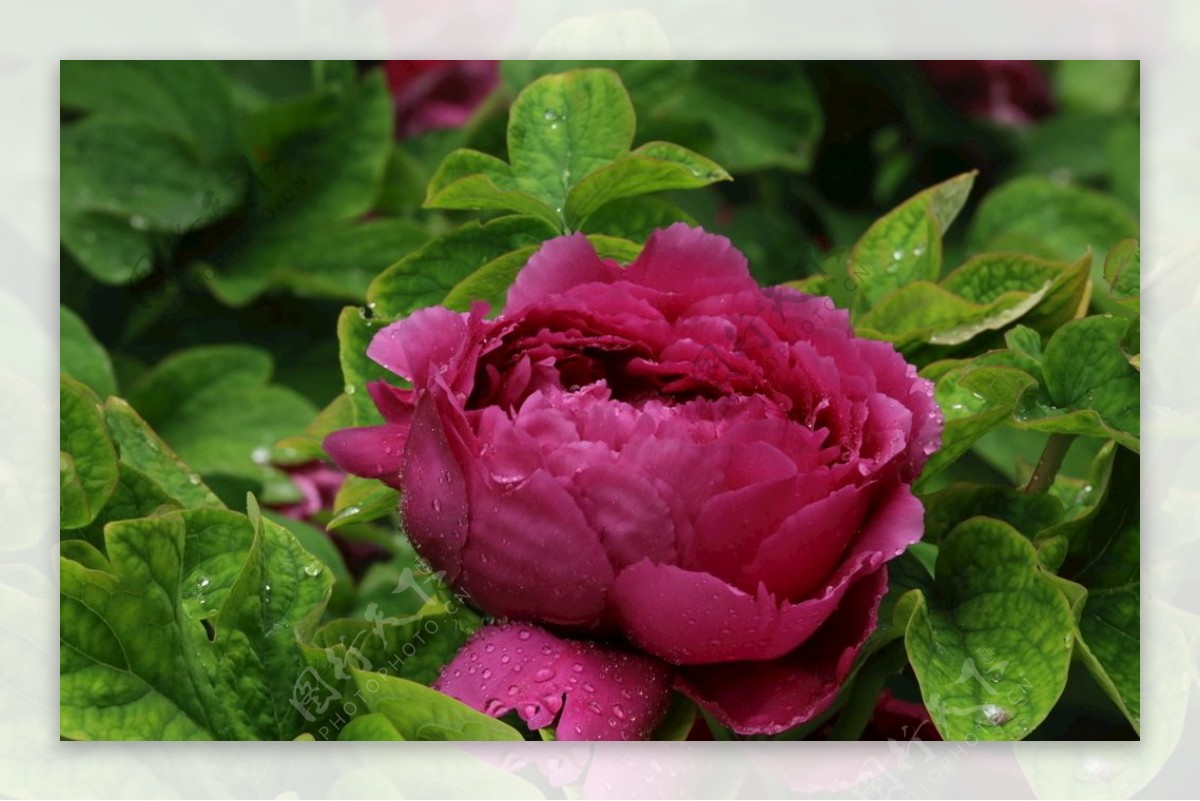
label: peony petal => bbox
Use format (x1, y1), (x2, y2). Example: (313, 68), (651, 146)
(676, 567), (888, 735)
(322, 424), (409, 484)
(611, 484), (924, 665)
(433, 623), (673, 741)
(625, 224), (756, 300)
(737, 482), (872, 601)
(571, 462), (678, 571)
(459, 467), (614, 627)
(368, 306), (479, 390)
(505, 233), (622, 312)
(400, 393), (470, 582)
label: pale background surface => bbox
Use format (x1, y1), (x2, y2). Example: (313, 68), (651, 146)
(1, 1), (1193, 797)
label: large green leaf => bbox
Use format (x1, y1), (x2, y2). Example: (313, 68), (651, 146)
(60, 306), (116, 399)
(367, 216), (556, 320)
(253, 218), (430, 303)
(72, 463), (180, 552)
(60, 502), (333, 740)
(60, 376), (119, 529)
(899, 518), (1075, 740)
(968, 176), (1138, 266)
(204, 70), (394, 305)
(848, 171), (975, 308)
(127, 346), (318, 489)
(328, 476), (400, 532)
(61, 60), (238, 159)
(921, 484), (1064, 547)
(103, 398), (225, 509)
(61, 116), (243, 235)
(349, 669), (523, 741)
(506, 68), (635, 218)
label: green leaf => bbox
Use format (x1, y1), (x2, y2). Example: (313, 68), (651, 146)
(60, 210), (155, 285)
(349, 669), (523, 741)
(563, 141), (730, 228)
(901, 518), (1075, 740)
(273, 393), (355, 465)
(103, 398), (225, 509)
(1056, 60), (1138, 115)
(60, 306), (116, 398)
(61, 60), (238, 160)
(264, 218), (430, 303)
(127, 346), (318, 489)
(651, 693), (698, 741)
(1014, 316), (1139, 450)
(1005, 325), (1043, 361)
(72, 463), (181, 552)
(368, 216), (557, 320)
(968, 176), (1138, 267)
(205, 70), (394, 305)
(337, 307), (393, 426)
(506, 68), (636, 219)
(262, 509), (353, 613)
(579, 195), (696, 240)
(1104, 238), (1140, 311)
(1047, 447), (1140, 732)
(328, 476), (400, 531)
(425, 149), (562, 231)
(61, 116), (242, 234)
(848, 171), (976, 308)
(916, 365), (1037, 490)
(60, 504), (333, 740)
(337, 712), (405, 740)
(671, 61), (823, 173)
(921, 484), (1064, 546)
(60, 376), (119, 529)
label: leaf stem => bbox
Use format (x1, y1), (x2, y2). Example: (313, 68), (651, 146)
(1024, 434), (1074, 494)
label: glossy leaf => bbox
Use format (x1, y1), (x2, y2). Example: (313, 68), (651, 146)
(60, 503), (333, 740)
(900, 518), (1075, 740)
(848, 171), (975, 307)
(60, 306), (117, 399)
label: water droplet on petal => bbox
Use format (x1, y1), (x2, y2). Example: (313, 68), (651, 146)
(517, 630), (531, 641)
(533, 667), (555, 682)
(612, 704), (626, 720)
(432, 498), (442, 513)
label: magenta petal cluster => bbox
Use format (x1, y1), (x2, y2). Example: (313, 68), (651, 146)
(325, 224), (941, 738)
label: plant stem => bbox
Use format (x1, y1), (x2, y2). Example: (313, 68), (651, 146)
(1024, 434), (1074, 494)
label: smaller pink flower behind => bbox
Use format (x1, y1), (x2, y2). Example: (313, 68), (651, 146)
(384, 60), (499, 138)
(918, 61), (1054, 127)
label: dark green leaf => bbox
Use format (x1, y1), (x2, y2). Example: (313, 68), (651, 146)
(60, 306), (116, 398)
(127, 346), (318, 489)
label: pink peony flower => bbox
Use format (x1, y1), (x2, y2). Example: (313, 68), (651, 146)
(384, 60), (499, 138)
(325, 224), (941, 738)
(917, 60), (1054, 127)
